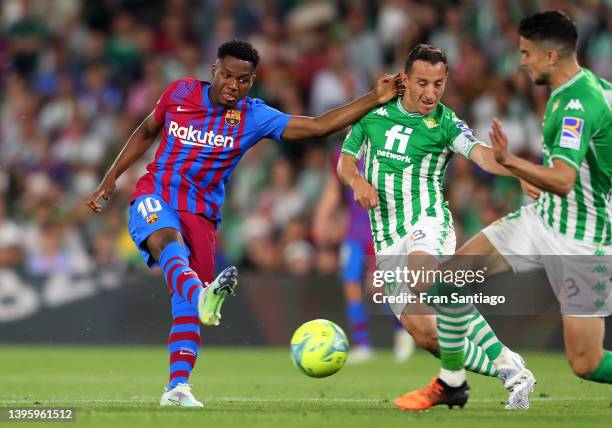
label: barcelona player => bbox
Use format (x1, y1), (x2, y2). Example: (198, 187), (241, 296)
(86, 40), (400, 407)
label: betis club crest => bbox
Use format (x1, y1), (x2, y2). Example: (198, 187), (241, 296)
(225, 109), (241, 126)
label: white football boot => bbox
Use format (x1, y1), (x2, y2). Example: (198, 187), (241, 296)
(496, 348), (536, 409)
(160, 383), (204, 408)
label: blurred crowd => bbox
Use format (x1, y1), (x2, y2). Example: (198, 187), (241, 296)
(0, 0), (611, 281)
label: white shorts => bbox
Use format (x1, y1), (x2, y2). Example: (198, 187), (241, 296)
(483, 204), (612, 316)
(376, 215), (456, 257)
(375, 216), (455, 317)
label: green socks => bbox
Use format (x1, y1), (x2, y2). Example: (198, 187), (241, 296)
(466, 313), (504, 361)
(464, 338), (499, 377)
(429, 281), (505, 380)
(587, 350), (612, 384)
(437, 314), (468, 371)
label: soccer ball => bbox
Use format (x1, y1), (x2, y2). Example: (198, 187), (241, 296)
(290, 319), (349, 378)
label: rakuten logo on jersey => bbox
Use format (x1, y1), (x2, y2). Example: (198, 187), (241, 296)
(168, 121), (234, 148)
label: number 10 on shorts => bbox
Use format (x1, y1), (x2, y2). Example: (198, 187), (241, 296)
(137, 197), (163, 224)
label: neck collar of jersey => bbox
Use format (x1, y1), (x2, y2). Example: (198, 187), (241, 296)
(551, 68), (585, 98)
(396, 97), (424, 117)
(203, 85), (215, 109)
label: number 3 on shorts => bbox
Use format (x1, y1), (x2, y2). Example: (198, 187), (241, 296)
(411, 229), (426, 241)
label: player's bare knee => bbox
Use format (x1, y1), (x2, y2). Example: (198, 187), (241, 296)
(568, 357), (591, 379)
(400, 314), (438, 353)
(408, 326), (438, 353)
(567, 353), (600, 379)
(146, 229), (182, 260)
(419, 334), (439, 354)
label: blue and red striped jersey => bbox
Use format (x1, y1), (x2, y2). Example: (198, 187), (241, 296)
(132, 78), (291, 226)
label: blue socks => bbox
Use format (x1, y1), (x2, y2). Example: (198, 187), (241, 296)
(159, 242), (204, 306)
(347, 301), (371, 347)
(167, 299), (201, 389)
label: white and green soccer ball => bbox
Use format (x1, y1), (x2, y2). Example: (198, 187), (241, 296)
(290, 319), (349, 378)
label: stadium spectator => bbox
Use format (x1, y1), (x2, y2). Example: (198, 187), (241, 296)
(0, 0), (609, 279)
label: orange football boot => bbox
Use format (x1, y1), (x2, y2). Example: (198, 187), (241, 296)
(394, 377), (470, 411)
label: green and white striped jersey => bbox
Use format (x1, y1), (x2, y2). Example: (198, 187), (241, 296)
(342, 98), (481, 252)
(536, 68), (612, 245)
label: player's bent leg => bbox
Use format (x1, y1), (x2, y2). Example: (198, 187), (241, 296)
(562, 316), (612, 382)
(437, 234), (536, 409)
(129, 196), (208, 309)
(400, 312), (499, 377)
(142, 224), (239, 327)
(153, 233), (207, 308)
(173, 211), (236, 327)
(454, 232), (536, 408)
(406, 251), (470, 404)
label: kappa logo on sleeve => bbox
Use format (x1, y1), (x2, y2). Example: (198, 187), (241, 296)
(564, 99), (584, 111)
(374, 107), (389, 117)
(560, 117), (584, 150)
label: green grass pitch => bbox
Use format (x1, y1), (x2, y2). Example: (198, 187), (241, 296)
(1, 346), (610, 427)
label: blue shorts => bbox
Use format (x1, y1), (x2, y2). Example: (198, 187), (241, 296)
(339, 239), (366, 283)
(128, 194), (189, 268)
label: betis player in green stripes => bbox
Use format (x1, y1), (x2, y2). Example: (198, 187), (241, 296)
(338, 44), (535, 411)
(405, 10), (612, 407)
(485, 11), (612, 381)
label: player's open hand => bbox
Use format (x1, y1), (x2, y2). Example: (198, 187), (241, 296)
(489, 118), (510, 165)
(520, 179), (542, 199)
(373, 72), (403, 104)
(351, 177), (379, 209)
(86, 174), (117, 213)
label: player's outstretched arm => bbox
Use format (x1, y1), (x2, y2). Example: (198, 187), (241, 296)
(469, 144), (513, 176)
(86, 111), (162, 212)
(337, 153), (379, 209)
(489, 118), (576, 196)
(281, 73), (401, 142)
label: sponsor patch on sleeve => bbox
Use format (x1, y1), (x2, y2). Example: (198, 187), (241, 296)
(455, 122), (476, 142)
(559, 117), (583, 150)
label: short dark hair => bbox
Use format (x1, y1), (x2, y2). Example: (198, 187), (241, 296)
(217, 40), (260, 68)
(405, 44), (447, 74)
(518, 10), (578, 56)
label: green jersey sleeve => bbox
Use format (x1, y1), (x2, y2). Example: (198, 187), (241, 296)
(549, 105), (593, 171)
(445, 110), (482, 159)
(341, 119), (365, 158)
